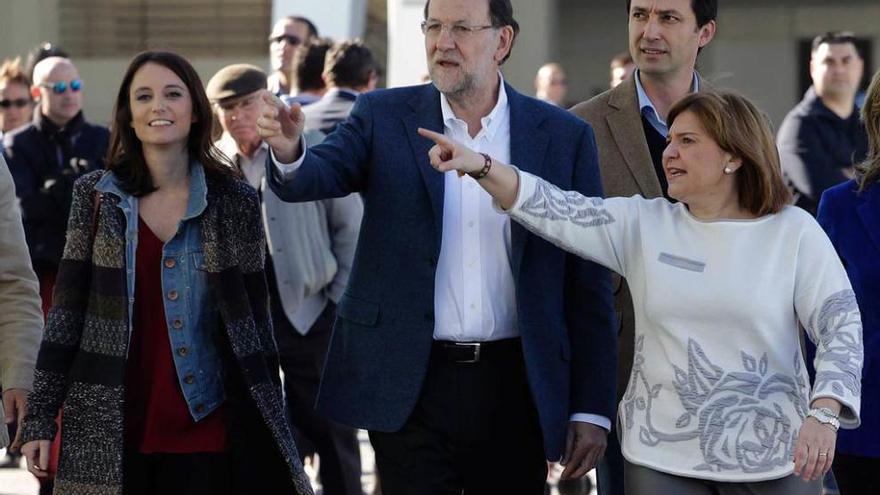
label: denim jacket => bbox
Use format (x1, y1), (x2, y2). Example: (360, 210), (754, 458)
(95, 162), (224, 421)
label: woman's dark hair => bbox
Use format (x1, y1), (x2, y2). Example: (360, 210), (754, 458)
(106, 51), (238, 196)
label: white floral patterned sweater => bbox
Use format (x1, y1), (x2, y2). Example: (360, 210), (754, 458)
(506, 170), (863, 482)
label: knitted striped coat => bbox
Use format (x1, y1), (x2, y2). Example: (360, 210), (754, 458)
(19, 170), (313, 495)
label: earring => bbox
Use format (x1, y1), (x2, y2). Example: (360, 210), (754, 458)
(723, 166), (733, 175)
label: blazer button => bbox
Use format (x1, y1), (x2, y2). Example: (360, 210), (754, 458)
(172, 319), (183, 329)
(167, 290), (179, 301)
(164, 257), (176, 269)
(184, 374), (195, 384)
(177, 346), (188, 357)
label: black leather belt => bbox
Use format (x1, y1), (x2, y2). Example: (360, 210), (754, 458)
(431, 338), (521, 364)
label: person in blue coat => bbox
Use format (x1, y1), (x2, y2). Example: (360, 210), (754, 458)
(817, 69), (880, 494)
(257, 0), (617, 493)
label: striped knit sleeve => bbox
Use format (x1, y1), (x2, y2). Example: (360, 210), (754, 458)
(19, 172), (102, 444)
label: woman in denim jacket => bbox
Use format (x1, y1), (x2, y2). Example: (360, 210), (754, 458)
(18, 51), (313, 495)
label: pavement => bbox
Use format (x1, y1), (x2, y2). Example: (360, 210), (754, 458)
(0, 435), (596, 495)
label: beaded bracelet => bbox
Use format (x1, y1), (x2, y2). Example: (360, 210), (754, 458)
(468, 152), (493, 180)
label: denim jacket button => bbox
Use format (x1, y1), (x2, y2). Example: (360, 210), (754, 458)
(184, 374), (195, 384)
(194, 403), (205, 413)
(172, 319), (183, 329)
(167, 290), (179, 301)
(164, 257), (177, 269)
(177, 346), (189, 357)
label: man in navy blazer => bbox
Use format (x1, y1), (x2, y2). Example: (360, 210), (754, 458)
(258, 0), (616, 492)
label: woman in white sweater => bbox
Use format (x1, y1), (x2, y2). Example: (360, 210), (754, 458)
(417, 91), (862, 495)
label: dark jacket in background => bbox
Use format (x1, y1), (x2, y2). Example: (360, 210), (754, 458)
(2, 111), (109, 270)
(778, 87), (868, 216)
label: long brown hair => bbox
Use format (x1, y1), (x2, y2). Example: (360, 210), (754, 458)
(106, 51), (237, 196)
(857, 70), (880, 192)
(667, 91), (792, 216)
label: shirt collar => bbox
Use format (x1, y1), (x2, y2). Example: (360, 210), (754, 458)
(98, 160), (208, 219)
(216, 133), (268, 161)
(439, 72), (508, 142)
(635, 69), (700, 126)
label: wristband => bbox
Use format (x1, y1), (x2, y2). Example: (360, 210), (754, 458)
(467, 153), (493, 180)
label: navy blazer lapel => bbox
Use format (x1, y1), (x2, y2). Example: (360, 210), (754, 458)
(404, 84), (445, 244)
(857, 184), (880, 253)
(507, 84), (549, 276)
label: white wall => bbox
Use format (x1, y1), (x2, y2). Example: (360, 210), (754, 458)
(386, 0), (556, 90)
(387, 0), (429, 87)
(273, 0), (368, 40)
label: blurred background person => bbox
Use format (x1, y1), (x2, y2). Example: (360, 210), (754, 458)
(268, 15), (318, 96)
(609, 51), (635, 89)
(817, 68), (880, 495)
(0, 58), (34, 154)
(778, 31), (867, 216)
(303, 40), (378, 135)
(534, 62), (567, 107)
(288, 38), (333, 107)
(2, 56), (108, 317)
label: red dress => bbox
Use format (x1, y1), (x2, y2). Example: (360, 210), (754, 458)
(123, 216), (227, 453)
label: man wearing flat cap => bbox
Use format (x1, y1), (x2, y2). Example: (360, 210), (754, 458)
(208, 64), (365, 495)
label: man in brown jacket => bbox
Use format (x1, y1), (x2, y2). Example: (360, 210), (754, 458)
(0, 154), (42, 458)
(570, 1), (717, 493)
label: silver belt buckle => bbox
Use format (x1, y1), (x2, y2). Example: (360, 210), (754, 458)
(454, 342), (481, 363)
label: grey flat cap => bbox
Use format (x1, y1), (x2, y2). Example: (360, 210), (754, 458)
(206, 64), (267, 102)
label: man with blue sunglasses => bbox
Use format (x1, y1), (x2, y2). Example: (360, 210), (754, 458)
(1, 56), (109, 316)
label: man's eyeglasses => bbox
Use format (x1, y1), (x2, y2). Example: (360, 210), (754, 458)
(420, 21), (496, 40)
(0, 98), (31, 109)
(39, 79), (83, 95)
(269, 34), (302, 46)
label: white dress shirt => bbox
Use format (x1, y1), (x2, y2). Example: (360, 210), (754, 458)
(434, 81), (518, 343)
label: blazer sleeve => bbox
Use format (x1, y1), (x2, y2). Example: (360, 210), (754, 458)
(548, 125), (619, 420)
(0, 156), (42, 393)
(267, 94), (375, 203)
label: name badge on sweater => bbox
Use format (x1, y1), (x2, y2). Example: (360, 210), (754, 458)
(658, 252), (706, 273)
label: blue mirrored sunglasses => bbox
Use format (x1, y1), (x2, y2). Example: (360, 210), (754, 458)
(40, 79), (83, 94)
